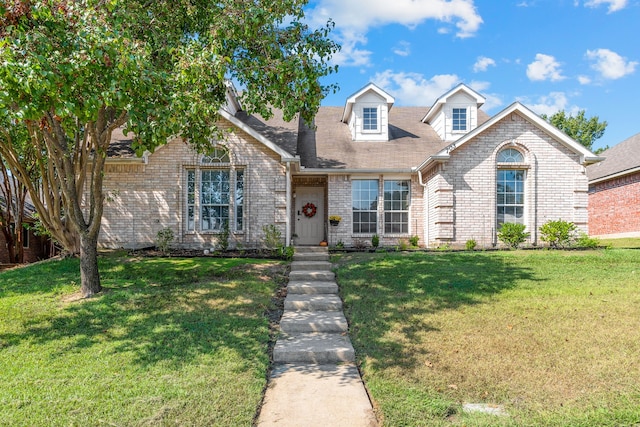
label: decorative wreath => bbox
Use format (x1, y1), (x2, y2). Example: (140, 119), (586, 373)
(302, 202), (317, 218)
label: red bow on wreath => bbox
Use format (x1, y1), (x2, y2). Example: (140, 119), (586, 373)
(302, 202), (317, 218)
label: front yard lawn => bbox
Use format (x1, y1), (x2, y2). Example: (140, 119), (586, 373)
(334, 249), (640, 426)
(0, 252), (286, 426)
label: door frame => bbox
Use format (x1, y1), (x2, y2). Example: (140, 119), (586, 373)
(292, 176), (328, 245)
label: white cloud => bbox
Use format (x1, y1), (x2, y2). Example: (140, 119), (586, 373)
(468, 80), (503, 111)
(586, 48), (637, 79)
(522, 92), (580, 116)
(307, 0), (483, 66)
(329, 31), (373, 67)
(584, 0), (627, 13)
(473, 56), (496, 72)
(371, 70), (460, 105)
(577, 75), (592, 85)
(393, 41), (411, 57)
(526, 53), (565, 82)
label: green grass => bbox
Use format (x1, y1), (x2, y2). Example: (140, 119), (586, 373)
(333, 249), (640, 426)
(0, 252), (286, 426)
(599, 236), (640, 249)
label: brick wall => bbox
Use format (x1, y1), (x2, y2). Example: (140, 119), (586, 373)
(588, 171), (640, 236)
(426, 113), (589, 248)
(99, 126), (288, 250)
(0, 227), (50, 264)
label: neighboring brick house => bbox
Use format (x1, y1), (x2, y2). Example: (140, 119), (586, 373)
(99, 83), (601, 249)
(0, 200), (53, 264)
(586, 132), (640, 238)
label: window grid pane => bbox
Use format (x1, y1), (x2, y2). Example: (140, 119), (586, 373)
(352, 180), (378, 233)
(497, 169), (524, 226)
(363, 107), (378, 131)
(235, 170), (244, 231)
(187, 170), (196, 231)
(453, 108), (467, 131)
(383, 180), (409, 234)
(201, 170), (230, 231)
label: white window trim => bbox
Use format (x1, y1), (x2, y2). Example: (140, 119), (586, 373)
(451, 107), (468, 133)
(361, 105), (381, 134)
(383, 180), (411, 235)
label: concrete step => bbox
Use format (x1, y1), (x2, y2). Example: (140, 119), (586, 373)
(293, 252), (330, 262)
(294, 246), (329, 254)
(291, 260), (332, 271)
(284, 294), (343, 311)
(289, 270), (335, 282)
(280, 311), (348, 333)
(287, 281), (339, 295)
(273, 333), (355, 364)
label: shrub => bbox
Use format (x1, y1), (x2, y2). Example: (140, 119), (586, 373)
(436, 243), (451, 251)
(155, 227), (174, 254)
(335, 240), (345, 249)
(576, 232), (600, 249)
(372, 234), (380, 248)
(497, 223), (530, 249)
(262, 224), (283, 256)
(409, 235), (420, 247)
(398, 239), (410, 251)
(540, 219), (577, 249)
(466, 239), (477, 251)
(218, 221), (230, 251)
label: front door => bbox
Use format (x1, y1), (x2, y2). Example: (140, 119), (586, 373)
(295, 186), (325, 245)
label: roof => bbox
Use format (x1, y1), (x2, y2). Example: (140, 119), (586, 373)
(586, 132), (640, 183)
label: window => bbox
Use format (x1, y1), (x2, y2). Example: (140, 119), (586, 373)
(22, 225), (29, 248)
(363, 107), (378, 131)
(496, 148), (525, 226)
(352, 180), (378, 233)
(384, 180), (409, 233)
(452, 108), (467, 131)
(186, 146), (243, 232)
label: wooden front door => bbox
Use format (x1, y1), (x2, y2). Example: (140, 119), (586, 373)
(295, 186), (325, 245)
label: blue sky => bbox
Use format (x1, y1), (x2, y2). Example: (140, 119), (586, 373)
(304, 0), (638, 151)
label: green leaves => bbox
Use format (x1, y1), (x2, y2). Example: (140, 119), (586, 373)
(542, 110), (607, 151)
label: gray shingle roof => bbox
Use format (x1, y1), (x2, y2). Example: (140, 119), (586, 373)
(586, 132), (640, 182)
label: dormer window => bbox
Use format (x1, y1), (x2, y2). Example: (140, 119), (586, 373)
(452, 108), (467, 132)
(363, 107), (379, 132)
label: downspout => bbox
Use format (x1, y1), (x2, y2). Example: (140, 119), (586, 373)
(285, 161), (292, 246)
(417, 169), (429, 247)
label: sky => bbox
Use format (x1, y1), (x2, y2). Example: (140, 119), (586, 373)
(303, 0), (639, 151)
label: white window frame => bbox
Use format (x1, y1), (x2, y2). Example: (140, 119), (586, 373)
(452, 107), (468, 132)
(383, 180), (410, 234)
(352, 179), (379, 234)
(185, 146), (244, 234)
(362, 106), (380, 133)
(496, 148), (527, 227)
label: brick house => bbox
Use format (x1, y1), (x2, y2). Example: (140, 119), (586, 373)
(586, 132), (640, 238)
(0, 200), (53, 265)
(98, 83), (601, 250)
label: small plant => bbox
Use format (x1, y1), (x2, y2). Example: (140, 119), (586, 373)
(335, 240), (345, 249)
(155, 227), (174, 254)
(262, 224), (284, 256)
(409, 235), (420, 247)
(576, 232), (600, 249)
(218, 221), (230, 251)
(353, 239), (367, 250)
(436, 243), (452, 251)
(497, 223), (530, 249)
(540, 219), (577, 249)
(280, 245), (295, 260)
(371, 234), (380, 248)
(398, 239), (410, 251)
(466, 239), (477, 251)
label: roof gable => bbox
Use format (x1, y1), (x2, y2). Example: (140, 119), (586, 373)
(341, 83), (395, 123)
(417, 102), (603, 171)
(421, 83), (485, 124)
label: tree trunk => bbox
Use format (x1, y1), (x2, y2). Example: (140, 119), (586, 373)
(79, 232), (101, 298)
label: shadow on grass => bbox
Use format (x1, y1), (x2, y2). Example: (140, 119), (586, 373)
(0, 255), (286, 371)
(334, 251), (538, 371)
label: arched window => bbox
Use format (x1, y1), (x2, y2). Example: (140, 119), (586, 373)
(496, 147), (526, 226)
(187, 145), (244, 233)
(201, 146), (230, 164)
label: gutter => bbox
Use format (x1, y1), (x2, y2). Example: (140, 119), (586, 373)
(298, 168), (415, 174)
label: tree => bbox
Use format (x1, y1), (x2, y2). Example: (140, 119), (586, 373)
(541, 110), (607, 152)
(0, 0), (339, 297)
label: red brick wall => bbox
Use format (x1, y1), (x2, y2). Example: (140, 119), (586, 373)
(0, 227), (51, 264)
(588, 171), (640, 236)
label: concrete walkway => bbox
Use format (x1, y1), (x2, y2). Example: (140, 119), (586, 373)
(257, 246), (377, 426)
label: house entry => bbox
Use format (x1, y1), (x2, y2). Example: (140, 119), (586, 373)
(295, 186), (324, 245)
